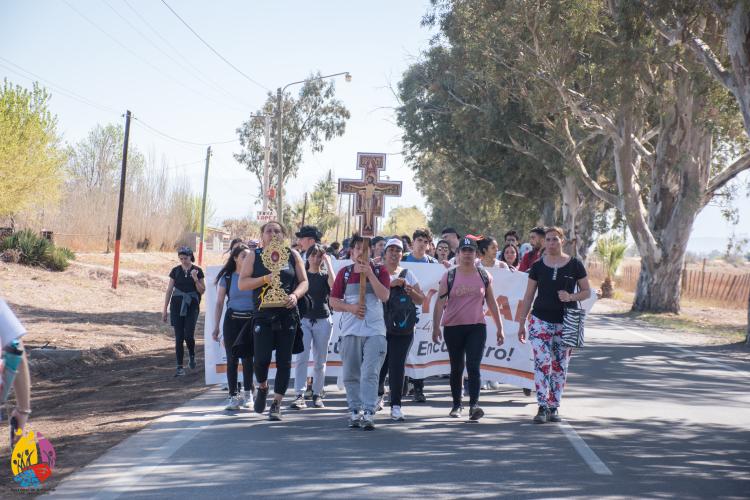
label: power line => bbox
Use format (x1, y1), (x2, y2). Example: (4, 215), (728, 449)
(132, 115), (238, 147)
(158, 0), (270, 92)
(62, 0), (248, 113)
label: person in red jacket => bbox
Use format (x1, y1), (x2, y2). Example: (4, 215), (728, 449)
(518, 227), (546, 272)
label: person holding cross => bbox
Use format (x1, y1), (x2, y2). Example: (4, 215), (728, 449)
(330, 233), (391, 430)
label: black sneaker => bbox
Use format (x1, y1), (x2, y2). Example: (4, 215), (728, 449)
(254, 387), (268, 414)
(449, 405), (463, 418)
(548, 407), (561, 423)
(268, 400), (281, 421)
(469, 405), (485, 421)
(523, 388), (532, 397)
(533, 406), (548, 424)
(174, 366), (186, 377)
(313, 395), (325, 408)
(413, 387), (426, 403)
(188, 355), (196, 370)
(290, 394), (306, 410)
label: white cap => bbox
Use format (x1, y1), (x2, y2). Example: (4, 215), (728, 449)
(385, 238), (403, 250)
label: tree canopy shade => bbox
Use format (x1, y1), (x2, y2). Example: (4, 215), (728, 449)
(0, 79), (64, 217)
(234, 73), (350, 202)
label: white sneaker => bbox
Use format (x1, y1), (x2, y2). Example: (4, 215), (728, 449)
(242, 391), (253, 408)
(362, 410), (375, 430)
(348, 410), (361, 428)
(224, 395), (241, 411)
(390, 405), (405, 422)
(488, 381), (501, 390)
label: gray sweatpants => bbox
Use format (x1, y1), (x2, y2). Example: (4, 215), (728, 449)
(294, 317), (333, 395)
(340, 334), (387, 413)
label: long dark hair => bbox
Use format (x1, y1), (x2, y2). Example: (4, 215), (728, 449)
(216, 244), (249, 284)
(305, 243), (328, 274)
(500, 243), (520, 267)
(477, 236), (497, 257)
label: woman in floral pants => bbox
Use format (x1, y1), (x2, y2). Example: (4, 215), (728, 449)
(517, 227), (590, 424)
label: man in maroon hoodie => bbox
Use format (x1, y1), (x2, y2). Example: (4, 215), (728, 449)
(518, 226), (546, 272)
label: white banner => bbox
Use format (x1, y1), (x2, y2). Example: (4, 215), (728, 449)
(204, 261), (596, 391)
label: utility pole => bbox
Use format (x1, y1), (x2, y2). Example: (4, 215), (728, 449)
(276, 88), (283, 224)
(262, 114), (271, 212)
(301, 192), (308, 227)
(112, 110), (131, 289)
(197, 146), (212, 267)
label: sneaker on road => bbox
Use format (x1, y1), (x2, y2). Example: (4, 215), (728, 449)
(548, 407), (561, 422)
(348, 410), (361, 428)
(469, 405), (484, 421)
(413, 388), (426, 403)
(225, 395), (241, 411)
(254, 387), (269, 414)
(304, 385), (314, 400)
(390, 405), (405, 422)
(533, 405), (548, 424)
(268, 400), (282, 421)
(488, 381), (501, 390)
(242, 391), (253, 408)
(362, 410), (375, 430)
(312, 395), (325, 408)
(290, 394), (306, 410)
(449, 405), (463, 418)
(174, 367), (186, 377)
(188, 355), (196, 370)
(376, 395), (385, 412)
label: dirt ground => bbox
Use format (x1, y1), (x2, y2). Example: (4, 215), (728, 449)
(0, 252), (746, 497)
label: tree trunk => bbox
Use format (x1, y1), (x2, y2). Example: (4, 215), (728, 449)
(725, 2), (750, 139)
(560, 176), (579, 257)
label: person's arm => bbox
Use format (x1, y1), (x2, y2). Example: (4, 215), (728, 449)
(518, 253), (530, 273)
(559, 276), (592, 303)
(432, 277), (448, 343)
(323, 253), (336, 289)
(404, 273), (425, 305)
(329, 268), (363, 318)
(212, 283), (227, 341)
(498, 260), (509, 270)
(192, 269), (206, 295)
(238, 250), (270, 291)
(516, 278), (538, 343)
(356, 263), (389, 302)
(485, 281), (504, 345)
(285, 250), (309, 309)
(162, 279), (175, 322)
(10, 342), (31, 431)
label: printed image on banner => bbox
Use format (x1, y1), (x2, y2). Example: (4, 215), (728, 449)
(204, 261), (596, 390)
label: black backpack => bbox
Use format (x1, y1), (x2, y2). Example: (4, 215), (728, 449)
(384, 269), (418, 334)
(439, 267), (490, 301)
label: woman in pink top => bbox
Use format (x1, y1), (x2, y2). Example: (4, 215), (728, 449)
(432, 237), (504, 421)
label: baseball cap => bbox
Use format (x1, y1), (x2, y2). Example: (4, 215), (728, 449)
(295, 225), (322, 241)
(385, 238), (403, 250)
(458, 237), (478, 251)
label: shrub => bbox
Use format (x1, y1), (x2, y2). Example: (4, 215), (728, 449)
(0, 229), (71, 271)
(47, 247), (71, 271)
(57, 246), (76, 260)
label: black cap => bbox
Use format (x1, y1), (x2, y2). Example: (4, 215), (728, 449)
(458, 237), (478, 251)
(295, 225), (322, 241)
(371, 236), (386, 246)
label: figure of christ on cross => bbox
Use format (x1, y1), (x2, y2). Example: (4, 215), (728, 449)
(338, 153), (402, 238)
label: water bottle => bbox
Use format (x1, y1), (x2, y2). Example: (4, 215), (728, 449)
(0, 339), (24, 403)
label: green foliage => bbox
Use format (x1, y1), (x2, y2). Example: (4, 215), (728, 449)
(0, 229), (71, 271)
(290, 170), (341, 239)
(235, 73), (350, 199)
(57, 246), (76, 260)
(383, 206), (428, 236)
(0, 79), (65, 216)
(595, 234), (628, 279)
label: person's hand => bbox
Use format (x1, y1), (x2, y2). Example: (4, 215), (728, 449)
(354, 262), (371, 277)
(10, 408), (29, 438)
(518, 323), (527, 344)
(496, 329), (505, 346)
(162, 310), (168, 323)
(404, 284), (415, 295)
(441, 260), (451, 269)
(190, 269), (199, 281)
(558, 290), (572, 302)
(285, 294), (298, 309)
(212, 327), (220, 342)
(322, 253), (333, 271)
(391, 278), (406, 288)
(432, 326), (443, 344)
(350, 303), (366, 319)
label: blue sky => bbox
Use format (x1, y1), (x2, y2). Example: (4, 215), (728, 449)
(1, 0), (747, 252)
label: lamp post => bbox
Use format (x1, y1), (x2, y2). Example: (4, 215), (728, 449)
(276, 71), (351, 225)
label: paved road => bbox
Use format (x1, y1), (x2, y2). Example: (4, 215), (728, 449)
(45, 312), (750, 499)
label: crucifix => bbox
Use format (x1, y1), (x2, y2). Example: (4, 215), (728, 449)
(338, 152), (402, 303)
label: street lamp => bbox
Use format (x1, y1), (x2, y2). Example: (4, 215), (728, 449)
(276, 71), (351, 225)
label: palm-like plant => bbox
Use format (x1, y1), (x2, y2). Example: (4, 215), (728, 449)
(595, 234), (627, 298)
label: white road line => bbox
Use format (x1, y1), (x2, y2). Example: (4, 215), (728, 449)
(558, 421), (613, 476)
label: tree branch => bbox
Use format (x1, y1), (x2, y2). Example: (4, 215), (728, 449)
(705, 151), (750, 199)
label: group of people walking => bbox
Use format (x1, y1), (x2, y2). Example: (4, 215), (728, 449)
(162, 222), (590, 428)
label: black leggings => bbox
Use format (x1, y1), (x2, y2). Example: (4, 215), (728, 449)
(171, 302), (198, 367)
(253, 312), (297, 396)
(444, 323), (487, 407)
(223, 311), (254, 396)
(378, 333), (414, 407)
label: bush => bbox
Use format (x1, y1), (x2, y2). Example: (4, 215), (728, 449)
(0, 229), (71, 271)
(57, 246), (76, 260)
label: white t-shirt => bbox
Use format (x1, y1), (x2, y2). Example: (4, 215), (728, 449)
(477, 259), (508, 270)
(0, 300), (26, 348)
(389, 268), (419, 287)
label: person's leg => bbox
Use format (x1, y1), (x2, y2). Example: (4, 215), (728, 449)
(340, 335), (363, 412)
(443, 326), (467, 407)
(253, 322), (273, 387)
(271, 317), (296, 397)
(548, 322), (572, 409)
(528, 316), (553, 407)
(222, 314), (240, 396)
(173, 317), (186, 368)
(360, 335), (387, 413)
(184, 307), (198, 359)
(311, 318), (333, 395)
(465, 324), (487, 407)
(294, 318), (314, 395)
(387, 334), (413, 407)
(378, 345), (389, 397)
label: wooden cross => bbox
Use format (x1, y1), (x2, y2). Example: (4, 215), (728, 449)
(338, 153), (402, 238)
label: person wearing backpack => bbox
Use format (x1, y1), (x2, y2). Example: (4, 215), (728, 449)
(212, 244), (255, 411)
(376, 238), (425, 422)
(432, 237), (505, 421)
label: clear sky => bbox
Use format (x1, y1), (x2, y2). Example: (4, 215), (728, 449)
(1, 0), (747, 252)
